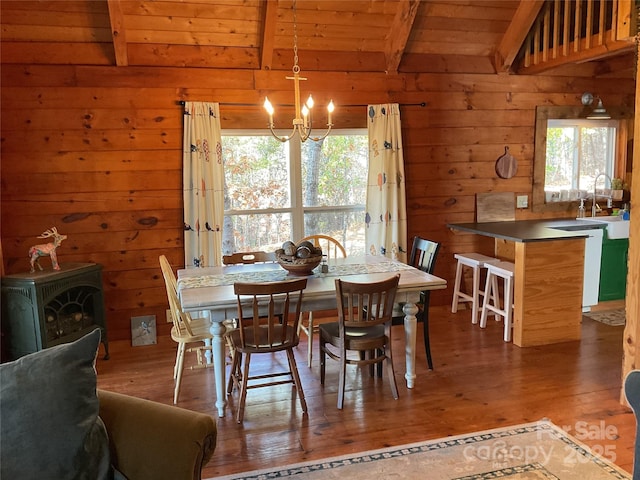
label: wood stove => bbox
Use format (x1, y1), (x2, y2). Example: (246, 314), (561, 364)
(1, 263), (109, 361)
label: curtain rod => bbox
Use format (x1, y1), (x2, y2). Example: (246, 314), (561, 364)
(177, 101), (426, 107)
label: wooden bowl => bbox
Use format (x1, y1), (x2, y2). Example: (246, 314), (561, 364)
(275, 252), (322, 276)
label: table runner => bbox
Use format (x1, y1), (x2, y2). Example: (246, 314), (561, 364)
(177, 261), (415, 291)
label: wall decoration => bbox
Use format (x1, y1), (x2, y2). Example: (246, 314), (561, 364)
(495, 146), (518, 179)
(131, 315), (157, 346)
(28, 227), (67, 272)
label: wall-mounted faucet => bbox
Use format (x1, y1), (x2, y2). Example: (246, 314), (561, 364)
(592, 172), (613, 217)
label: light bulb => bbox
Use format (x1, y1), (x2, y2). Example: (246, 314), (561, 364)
(263, 97), (274, 115)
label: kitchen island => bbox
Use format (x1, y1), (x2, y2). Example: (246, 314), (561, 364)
(448, 219), (603, 347)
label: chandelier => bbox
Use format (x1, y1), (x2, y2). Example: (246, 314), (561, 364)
(263, 0), (334, 142)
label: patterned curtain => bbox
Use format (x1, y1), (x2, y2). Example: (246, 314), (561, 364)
(182, 102), (224, 267)
(365, 104), (408, 262)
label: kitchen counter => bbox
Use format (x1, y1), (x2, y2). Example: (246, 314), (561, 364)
(448, 218), (594, 348)
(447, 219), (604, 242)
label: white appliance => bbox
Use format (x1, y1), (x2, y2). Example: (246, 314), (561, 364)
(578, 227), (603, 311)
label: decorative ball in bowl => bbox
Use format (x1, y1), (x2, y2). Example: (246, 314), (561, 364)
(275, 241), (323, 276)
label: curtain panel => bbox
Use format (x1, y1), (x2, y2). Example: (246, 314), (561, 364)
(182, 102), (225, 268)
(365, 104), (408, 262)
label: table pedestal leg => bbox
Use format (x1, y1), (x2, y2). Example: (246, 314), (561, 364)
(203, 339), (212, 364)
(403, 302), (418, 389)
(209, 317), (227, 417)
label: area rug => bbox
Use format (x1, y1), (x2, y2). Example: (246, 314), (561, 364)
(583, 308), (626, 326)
(212, 420), (630, 480)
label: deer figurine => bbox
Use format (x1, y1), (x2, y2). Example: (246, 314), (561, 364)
(29, 227), (67, 272)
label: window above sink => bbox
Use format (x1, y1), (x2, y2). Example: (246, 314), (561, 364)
(545, 118), (617, 202)
(532, 106), (634, 214)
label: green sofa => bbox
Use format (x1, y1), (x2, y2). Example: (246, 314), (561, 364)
(0, 329), (216, 480)
(98, 389), (216, 479)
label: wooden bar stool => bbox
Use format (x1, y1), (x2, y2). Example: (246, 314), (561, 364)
(451, 253), (500, 324)
(479, 261), (515, 342)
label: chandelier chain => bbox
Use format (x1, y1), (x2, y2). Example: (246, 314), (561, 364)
(292, 0), (299, 74)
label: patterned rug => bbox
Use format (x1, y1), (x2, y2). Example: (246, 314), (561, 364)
(211, 420), (630, 480)
(583, 308), (626, 326)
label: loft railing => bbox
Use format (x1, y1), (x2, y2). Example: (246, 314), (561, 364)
(517, 0), (636, 74)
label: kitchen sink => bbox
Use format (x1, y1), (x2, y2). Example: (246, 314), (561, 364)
(579, 216), (630, 239)
(551, 224), (603, 231)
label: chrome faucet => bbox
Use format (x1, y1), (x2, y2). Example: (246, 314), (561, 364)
(592, 172), (612, 217)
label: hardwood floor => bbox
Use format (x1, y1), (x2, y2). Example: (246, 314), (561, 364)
(96, 306), (635, 478)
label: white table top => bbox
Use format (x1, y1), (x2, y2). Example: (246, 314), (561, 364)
(177, 255), (446, 317)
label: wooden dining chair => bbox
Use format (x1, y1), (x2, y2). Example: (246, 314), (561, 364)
(222, 251), (276, 265)
(159, 255), (215, 404)
(319, 274), (400, 409)
(398, 237), (440, 370)
(226, 278), (308, 423)
(361, 236), (440, 370)
(222, 250), (279, 333)
(298, 234), (346, 260)
(296, 234), (347, 367)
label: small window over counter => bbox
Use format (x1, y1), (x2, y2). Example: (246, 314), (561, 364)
(532, 106), (633, 214)
(545, 118), (617, 202)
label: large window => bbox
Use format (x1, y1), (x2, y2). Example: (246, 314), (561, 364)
(544, 119), (618, 202)
(221, 130), (367, 256)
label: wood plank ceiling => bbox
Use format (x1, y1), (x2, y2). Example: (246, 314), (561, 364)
(1, 0), (635, 76)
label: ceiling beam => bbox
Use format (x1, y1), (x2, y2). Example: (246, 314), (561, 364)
(260, 0), (278, 70)
(495, 0), (544, 72)
(384, 0), (420, 74)
(106, 0), (128, 67)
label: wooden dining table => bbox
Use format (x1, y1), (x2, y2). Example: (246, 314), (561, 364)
(177, 255), (447, 417)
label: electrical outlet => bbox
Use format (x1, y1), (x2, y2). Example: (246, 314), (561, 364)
(166, 309), (172, 323)
(516, 195), (528, 208)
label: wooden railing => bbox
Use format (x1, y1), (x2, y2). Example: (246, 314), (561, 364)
(517, 0), (636, 74)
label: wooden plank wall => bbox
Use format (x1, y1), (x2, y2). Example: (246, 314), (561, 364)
(0, 65), (635, 341)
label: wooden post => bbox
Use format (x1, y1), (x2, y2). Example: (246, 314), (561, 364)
(621, 37), (640, 403)
(0, 240), (4, 277)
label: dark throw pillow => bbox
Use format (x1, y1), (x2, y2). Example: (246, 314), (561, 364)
(0, 328), (111, 479)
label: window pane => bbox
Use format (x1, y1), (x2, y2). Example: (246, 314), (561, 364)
(545, 126), (577, 193)
(581, 127), (613, 187)
(301, 134), (367, 253)
(303, 210), (366, 256)
(301, 135), (368, 207)
(222, 136), (290, 210)
(221, 131), (367, 256)
(223, 213), (292, 253)
(545, 120), (616, 201)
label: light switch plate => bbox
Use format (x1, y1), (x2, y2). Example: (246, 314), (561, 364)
(516, 195), (528, 208)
